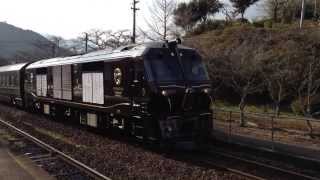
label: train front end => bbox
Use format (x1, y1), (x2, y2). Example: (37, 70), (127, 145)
(144, 42), (213, 144)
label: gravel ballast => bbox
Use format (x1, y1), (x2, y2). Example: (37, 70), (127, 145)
(0, 104), (248, 179)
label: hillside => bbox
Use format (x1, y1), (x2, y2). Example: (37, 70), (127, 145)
(0, 22), (69, 65)
(184, 25), (320, 113)
(185, 25), (320, 64)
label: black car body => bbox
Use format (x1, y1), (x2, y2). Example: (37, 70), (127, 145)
(0, 63), (28, 107)
(0, 42), (213, 143)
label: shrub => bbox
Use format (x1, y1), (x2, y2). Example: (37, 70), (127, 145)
(291, 99), (304, 116)
(263, 20), (273, 28)
(188, 19), (227, 36)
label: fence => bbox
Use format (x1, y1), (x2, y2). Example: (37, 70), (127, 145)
(212, 108), (320, 151)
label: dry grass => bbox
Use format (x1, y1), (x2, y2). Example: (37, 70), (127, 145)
(214, 109), (320, 150)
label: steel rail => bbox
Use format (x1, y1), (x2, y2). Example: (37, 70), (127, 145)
(0, 119), (111, 180)
(193, 157), (266, 180)
(208, 149), (320, 180)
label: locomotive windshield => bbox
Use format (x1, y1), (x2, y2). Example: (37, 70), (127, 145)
(180, 49), (209, 81)
(145, 48), (184, 82)
(145, 48), (209, 82)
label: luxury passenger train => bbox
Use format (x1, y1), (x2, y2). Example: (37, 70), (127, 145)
(0, 40), (213, 144)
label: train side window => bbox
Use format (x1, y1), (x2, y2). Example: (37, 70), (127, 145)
(8, 74), (11, 87)
(14, 74), (17, 87)
(12, 74), (16, 87)
(12, 74), (15, 87)
(13, 74), (16, 87)
(73, 64), (83, 102)
(5, 74), (8, 87)
(25, 72), (32, 83)
(47, 67), (53, 97)
(30, 73), (34, 84)
(9, 74), (12, 87)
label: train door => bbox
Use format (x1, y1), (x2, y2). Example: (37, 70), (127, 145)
(35, 68), (47, 97)
(79, 62), (104, 128)
(24, 69), (36, 109)
(81, 62), (104, 105)
(51, 65), (72, 101)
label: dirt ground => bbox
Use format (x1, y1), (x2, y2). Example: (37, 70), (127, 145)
(213, 110), (320, 150)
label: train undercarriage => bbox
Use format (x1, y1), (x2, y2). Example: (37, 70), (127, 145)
(31, 97), (212, 147)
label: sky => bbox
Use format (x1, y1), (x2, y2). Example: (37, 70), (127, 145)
(0, 0), (264, 39)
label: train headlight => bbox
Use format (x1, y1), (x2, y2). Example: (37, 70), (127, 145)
(203, 88), (211, 94)
(35, 103), (41, 109)
(161, 90), (167, 96)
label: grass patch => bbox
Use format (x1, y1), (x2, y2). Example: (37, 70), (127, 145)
(213, 100), (303, 117)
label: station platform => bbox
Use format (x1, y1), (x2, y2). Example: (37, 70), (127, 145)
(0, 147), (54, 180)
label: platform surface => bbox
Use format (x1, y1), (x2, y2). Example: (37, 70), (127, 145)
(0, 147), (54, 180)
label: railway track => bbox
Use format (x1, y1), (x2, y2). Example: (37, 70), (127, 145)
(0, 119), (111, 180)
(1, 105), (318, 180)
(195, 149), (320, 180)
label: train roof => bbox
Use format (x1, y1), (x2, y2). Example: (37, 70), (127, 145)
(26, 42), (194, 69)
(0, 63), (28, 73)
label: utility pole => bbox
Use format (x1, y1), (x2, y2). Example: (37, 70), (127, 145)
(85, 33), (88, 53)
(131, 0), (139, 44)
(300, 0), (305, 29)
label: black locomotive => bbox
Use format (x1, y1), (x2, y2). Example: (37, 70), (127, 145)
(0, 41), (213, 144)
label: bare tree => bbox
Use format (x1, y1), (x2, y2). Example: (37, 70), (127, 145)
(46, 35), (71, 57)
(105, 30), (132, 48)
(263, 0), (302, 23)
(221, 4), (236, 23)
(314, 0), (318, 18)
(206, 58), (228, 96)
(262, 58), (295, 117)
(226, 58), (264, 126)
(300, 0), (306, 28)
(230, 0), (260, 21)
(84, 29), (131, 51)
(60, 38), (85, 55)
(144, 0), (176, 40)
(263, 0), (286, 22)
(296, 58), (320, 137)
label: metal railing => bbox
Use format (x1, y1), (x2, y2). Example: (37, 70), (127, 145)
(213, 108), (320, 151)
